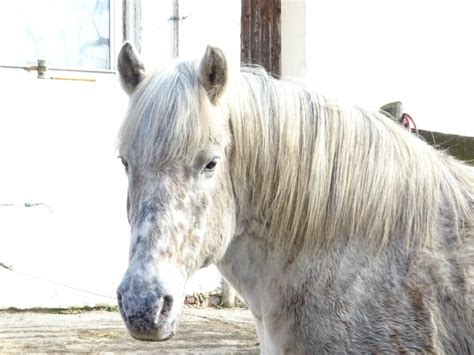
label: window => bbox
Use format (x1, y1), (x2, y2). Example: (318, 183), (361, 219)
(0, 0), (120, 72)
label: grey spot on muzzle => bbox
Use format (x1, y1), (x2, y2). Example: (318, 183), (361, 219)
(117, 276), (175, 341)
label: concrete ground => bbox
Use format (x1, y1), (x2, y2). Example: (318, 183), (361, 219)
(0, 307), (259, 353)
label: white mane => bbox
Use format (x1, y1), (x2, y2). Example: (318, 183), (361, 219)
(227, 67), (473, 250)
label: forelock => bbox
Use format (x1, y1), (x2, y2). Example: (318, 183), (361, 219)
(118, 61), (228, 168)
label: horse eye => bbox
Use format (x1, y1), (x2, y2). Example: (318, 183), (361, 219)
(120, 157), (129, 172)
(203, 157), (219, 173)
(205, 161), (217, 170)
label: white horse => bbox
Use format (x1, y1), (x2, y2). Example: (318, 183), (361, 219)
(116, 43), (473, 354)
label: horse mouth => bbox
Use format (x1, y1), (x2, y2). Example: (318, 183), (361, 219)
(125, 317), (178, 342)
(129, 328), (176, 342)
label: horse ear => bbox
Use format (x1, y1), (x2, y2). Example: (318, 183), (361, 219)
(198, 46), (228, 104)
(117, 42), (145, 95)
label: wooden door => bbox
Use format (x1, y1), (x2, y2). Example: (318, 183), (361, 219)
(241, 0), (281, 77)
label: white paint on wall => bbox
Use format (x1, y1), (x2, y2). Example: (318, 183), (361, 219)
(140, 0), (175, 70)
(0, 73), (130, 308)
(281, 0), (307, 82)
(179, 0), (241, 72)
(283, 0), (474, 136)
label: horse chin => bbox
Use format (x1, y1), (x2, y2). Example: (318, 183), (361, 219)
(128, 319), (177, 342)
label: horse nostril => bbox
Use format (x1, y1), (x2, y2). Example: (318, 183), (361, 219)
(117, 286), (126, 305)
(160, 295), (174, 317)
(117, 291), (127, 318)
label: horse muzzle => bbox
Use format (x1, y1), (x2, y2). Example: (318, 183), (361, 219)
(117, 278), (178, 341)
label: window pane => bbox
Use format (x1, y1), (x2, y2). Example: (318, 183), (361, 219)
(0, 0), (111, 70)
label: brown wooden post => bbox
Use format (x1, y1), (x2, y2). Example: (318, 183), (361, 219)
(241, 0), (281, 77)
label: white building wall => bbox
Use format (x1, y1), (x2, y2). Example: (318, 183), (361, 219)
(282, 0), (474, 136)
(0, 75), (130, 308)
(281, 0), (307, 82)
(0, 0), (240, 309)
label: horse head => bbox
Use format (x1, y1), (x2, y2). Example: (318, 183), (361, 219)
(116, 43), (236, 341)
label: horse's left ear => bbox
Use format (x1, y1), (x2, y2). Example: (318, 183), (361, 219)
(198, 46), (228, 104)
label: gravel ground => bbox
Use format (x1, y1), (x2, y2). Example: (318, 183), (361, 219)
(0, 307), (259, 353)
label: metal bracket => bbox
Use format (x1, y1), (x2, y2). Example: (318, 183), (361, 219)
(169, 15), (188, 21)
